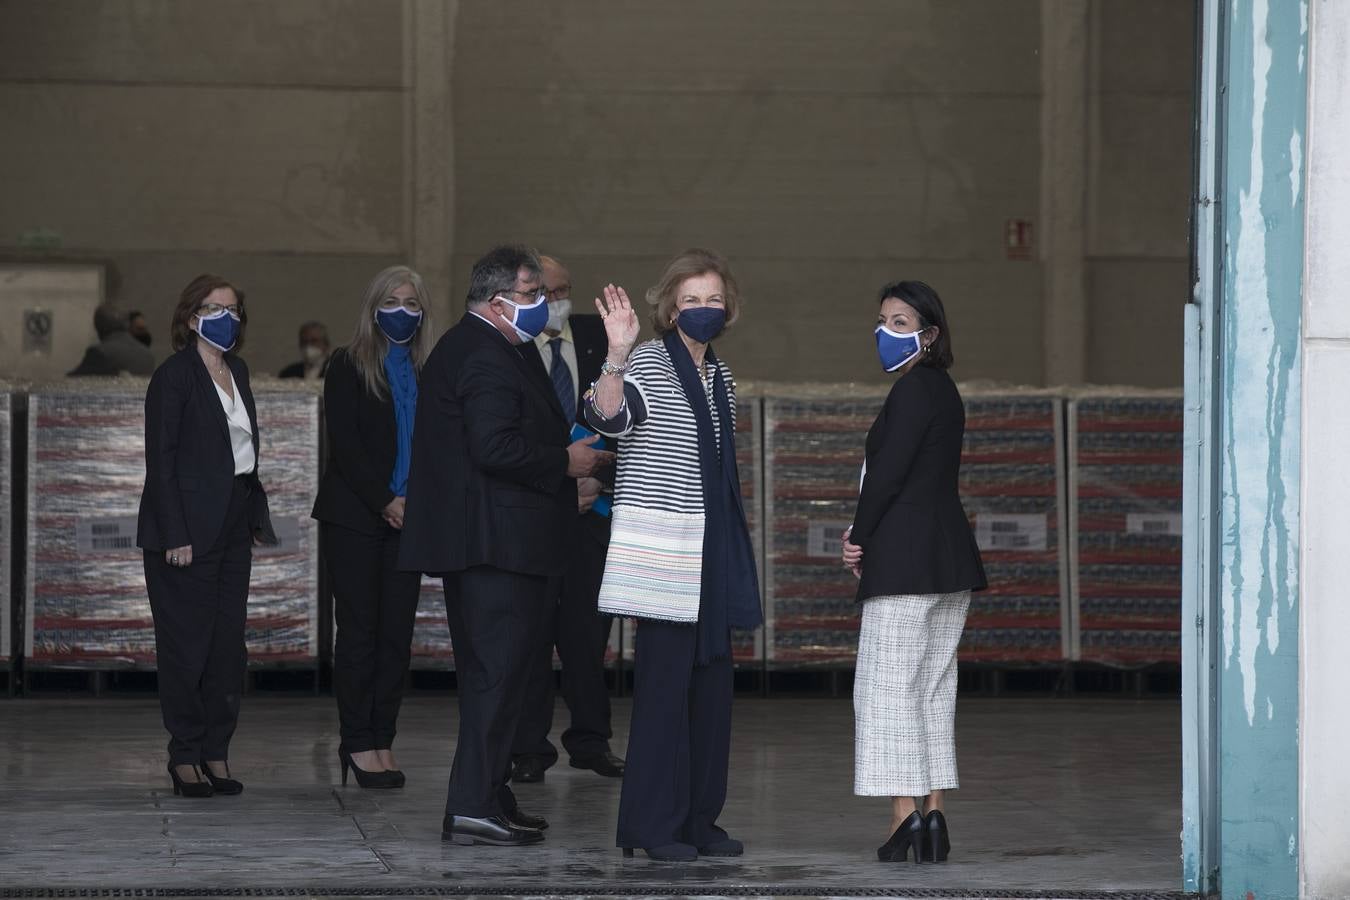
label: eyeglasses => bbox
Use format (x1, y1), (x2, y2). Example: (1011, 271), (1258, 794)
(380, 296), (423, 311)
(500, 288), (546, 305)
(198, 302), (242, 319)
(544, 284), (571, 301)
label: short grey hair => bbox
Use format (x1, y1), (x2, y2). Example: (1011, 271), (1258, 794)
(465, 244), (542, 308)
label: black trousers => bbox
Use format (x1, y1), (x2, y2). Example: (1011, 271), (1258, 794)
(324, 522), (421, 753)
(443, 565), (548, 818)
(144, 476), (252, 766)
(615, 620), (734, 850)
(513, 515), (615, 765)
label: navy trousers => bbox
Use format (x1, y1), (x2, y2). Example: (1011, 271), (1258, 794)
(615, 619), (734, 850)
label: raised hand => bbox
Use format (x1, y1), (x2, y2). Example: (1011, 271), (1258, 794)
(595, 284), (641, 360)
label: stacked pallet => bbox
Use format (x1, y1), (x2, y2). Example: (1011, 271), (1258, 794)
(1068, 392), (1184, 664)
(1, 388), (12, 666)
(762, 385), (1068, 667)
(23, 380), (320, 668)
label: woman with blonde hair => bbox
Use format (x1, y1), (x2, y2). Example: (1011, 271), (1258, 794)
(312, 265), (434, 788)
(585, 249), (762, 861)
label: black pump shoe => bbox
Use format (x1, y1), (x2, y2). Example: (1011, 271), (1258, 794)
(339, 746), (401, 789)
(167, 763), (214, 798)
(201, 761), (244, 795)
(922, 810), (950, 862)
(877, 811), (925, 864)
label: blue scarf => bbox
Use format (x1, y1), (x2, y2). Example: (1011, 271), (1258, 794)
(663, 330), (763, 664)
(383, 343), (417, 496)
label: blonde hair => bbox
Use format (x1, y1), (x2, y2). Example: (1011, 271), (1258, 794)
(646, 248), (742, 336)
(347, 265), (434, 400)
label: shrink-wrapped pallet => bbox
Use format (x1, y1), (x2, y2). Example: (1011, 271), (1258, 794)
(762, 384), (1068, 667)
(1, 387), (12, 665)
(1067, 391), (1183, 664)
(23, 379), (320, 668)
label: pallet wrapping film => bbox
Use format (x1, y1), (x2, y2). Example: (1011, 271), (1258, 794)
(1067, 390), (1183, 664)
(763, 383), (1068, 667)
(23, 378), (320, 668)
(1, 387), (12, 665)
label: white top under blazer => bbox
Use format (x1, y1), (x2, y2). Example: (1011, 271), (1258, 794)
(212, 373), (256, 476)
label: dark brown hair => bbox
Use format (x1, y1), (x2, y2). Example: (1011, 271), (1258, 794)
(646, 248), (742, 336)
(171, 274), (247, 352)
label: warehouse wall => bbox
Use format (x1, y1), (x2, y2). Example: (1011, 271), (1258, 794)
(0, 0), (412, 373)
(0, 0), (1192, 386)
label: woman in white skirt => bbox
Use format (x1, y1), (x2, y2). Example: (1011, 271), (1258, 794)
(842, 280), (987, 864)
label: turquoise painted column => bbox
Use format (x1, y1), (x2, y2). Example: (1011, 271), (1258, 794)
(1216, 0), (1306, 897)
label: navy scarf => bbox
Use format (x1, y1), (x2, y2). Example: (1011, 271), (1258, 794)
(663, 330), (763, 664)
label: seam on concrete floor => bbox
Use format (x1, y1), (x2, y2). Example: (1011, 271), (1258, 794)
(0, 887), (1201, 899)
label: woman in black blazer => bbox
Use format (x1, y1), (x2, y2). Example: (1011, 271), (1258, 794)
(137, 274), (276, 798)
(841, 280), (986, 865)
(312, 265), (432, 789)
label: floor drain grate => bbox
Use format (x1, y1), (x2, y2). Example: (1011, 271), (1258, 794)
(0, 888), (1201, 899)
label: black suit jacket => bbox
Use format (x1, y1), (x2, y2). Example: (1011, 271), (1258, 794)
(311, 348), (399, 533)
(851, 365), (987, 601)
(397, 313), (576, 577)
(136, 347), (275, 555)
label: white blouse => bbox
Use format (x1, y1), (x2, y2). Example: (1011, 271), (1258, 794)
(212, 373), (256, 476)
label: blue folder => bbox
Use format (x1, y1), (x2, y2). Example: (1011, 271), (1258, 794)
(571, 423), (613, 518)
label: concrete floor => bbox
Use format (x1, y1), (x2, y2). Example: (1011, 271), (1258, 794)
(0, 695), (1184, 898)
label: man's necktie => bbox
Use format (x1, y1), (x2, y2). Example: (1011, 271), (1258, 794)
(548, 336), (575, 422)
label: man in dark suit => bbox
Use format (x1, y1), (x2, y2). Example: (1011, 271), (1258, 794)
(398, 245), (614, 847)
(68, 304), (155, 376)
(510, 255), (625, 783)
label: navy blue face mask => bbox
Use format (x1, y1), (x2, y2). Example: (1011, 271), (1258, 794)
(375, 306), (422, 344)
(677, 307), (726, 344)
(196, 309), (240, 353)
(875, 325), (924, 372)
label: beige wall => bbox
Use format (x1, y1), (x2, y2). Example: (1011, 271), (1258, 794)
(0, 0), (1192, 386)
(0, 0), (409, 375)
(1085, 0), (1194, 387)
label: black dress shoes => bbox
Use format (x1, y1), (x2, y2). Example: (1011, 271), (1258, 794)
(877, 811), (925, 864)
(698, 837), (743, 857)
(200, 762), (244, 795)
(922, 809), (951, 862)
(569, 751), (625, 778)
(504, 804), (549, 831)
(511, 757), (546, 783)
(441, 814), (544, 846)
(621, 842), (698, 861)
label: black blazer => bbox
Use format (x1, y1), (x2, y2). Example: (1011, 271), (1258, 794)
(136, 347), (275, 555)
(851, 365), (987, 601)
(397, 313), (576, 577)
(311, 348), (399, 534)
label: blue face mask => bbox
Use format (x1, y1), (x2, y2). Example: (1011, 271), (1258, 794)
(875, 325), (924, 372)
(196, 309), (240, 352)
(676, 307), (726, 344)
(375, 306), (422, 344)
(500, 292), (549, 341)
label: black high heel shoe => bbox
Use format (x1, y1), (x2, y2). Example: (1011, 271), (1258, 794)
(339, 746), (401, 789)
(877, 810), (925, 864)
(201, 761), (244, 795)
(167, 763), (214, 798)
(922, 810), (950, 862)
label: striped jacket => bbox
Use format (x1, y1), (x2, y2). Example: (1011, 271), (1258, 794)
(588, 339), (735, 622)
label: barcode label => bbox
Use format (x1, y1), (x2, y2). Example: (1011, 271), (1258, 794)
(75, 516), (140, 554)
(1125, 513), (1182, 536)
(806, 519), (856, 559)
(975, 513), (1047, 552)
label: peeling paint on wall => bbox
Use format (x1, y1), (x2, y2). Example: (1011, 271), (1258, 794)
(1216, 0), (1306, 897)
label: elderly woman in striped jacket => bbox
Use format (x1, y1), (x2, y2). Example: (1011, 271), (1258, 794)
(585, 248), (763, 863)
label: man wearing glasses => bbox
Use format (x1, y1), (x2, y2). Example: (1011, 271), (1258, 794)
(399, 245), (614, 847)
